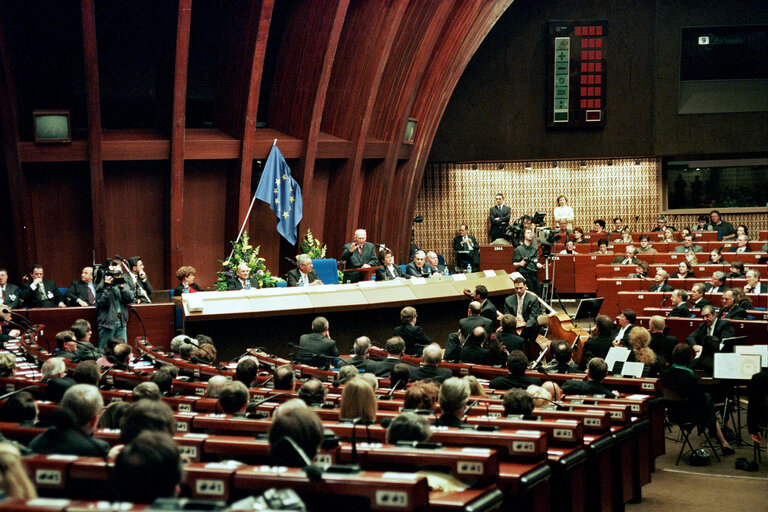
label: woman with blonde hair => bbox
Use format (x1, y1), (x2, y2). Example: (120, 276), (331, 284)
(340, 377), (377, 421)
(628, 327), (660, 377)
(463, 375), (487, 397)
(0, 442), (37, 500)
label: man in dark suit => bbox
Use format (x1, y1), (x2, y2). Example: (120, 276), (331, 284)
(501, 277), (541, 342)
(544, 339), (583, 374)
(704, 271), (728, 294)
(747, 367), (768, 445)
(393, 306), (431, 356)
(29, 384), (110, 457)
(648, 316), (677, 365)
(488, 193), (511, 241)
(744, 269), (768, 294)
(583, 314), (616, 361)
(425, 251), (446, 275)
(494, 314), (525, 353)
(20, 264), (66, 308)
(459, 301), (493, 339)
(405, 250), (431, 278)
(341, 229), (378, 282)
(433, 377), (469, 427)
(460, 326), (488, 364)
(649, 268), (674, 292)
(66, 266), (97, 307)
(227, 262), (253, 290)
(122, 257), (153, 303)
(685, 305), (735, 355)
(611, 245), (640, 265)
(470, 285), (497, 323)
(286, 254), (322, 287)
(454, 224), (479, 271)
(667, 289), (691, 318)
(411, 343), (452, 383)
(298, 317), (339, 369)
(689, 283), (711, 310)
(489, 350), (542, 390)
(728, 234), (750, 253)
(340, 336), (372, 369)
(718, 290), (748, 320)
(364, 336), (418, 378)
(561, 358), (616, 398)
(0, 268), (21, 309)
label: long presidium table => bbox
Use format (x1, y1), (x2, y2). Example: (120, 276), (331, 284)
(177, 270), (516, 361)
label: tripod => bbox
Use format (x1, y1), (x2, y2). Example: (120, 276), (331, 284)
(539, 253), (569, 316)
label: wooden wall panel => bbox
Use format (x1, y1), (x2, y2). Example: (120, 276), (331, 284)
(103, 161), (169, 287)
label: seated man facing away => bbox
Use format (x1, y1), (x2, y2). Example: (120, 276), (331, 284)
(274, 364), (296, 391)
(268, 399), (324, 467)
(489, 351), (542, 390)
(218, 381), (250, 414)
(297, 316), (339, 369)
(502, 388), (534, 416)
(648, 315), (677, 365)
(432, 377), (470, 428)
(394, 306), (431, 356)
(387, 412), (431, 444)
(364, 336), (418, 378)
(544, 339), (583, 374)
(411, 343), (452, 383)
(561, 358), (617, 399)
(460, 326), (488, 365)
(297, 378), (327, 407)
(341, 336), (371, 369)
(114, 431), (182, 503)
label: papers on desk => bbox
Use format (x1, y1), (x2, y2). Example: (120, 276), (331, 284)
(483, 270), (496, 278)
(621, 361), (645, 378)
(410, 277), (427, 285)
(734, 345), (768, 368)
(452, 274), (468, 281)
(605, 346), (631, 372)
(714, 353), (762, 380)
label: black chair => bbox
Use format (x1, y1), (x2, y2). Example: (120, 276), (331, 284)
(663, 387), (721, 465)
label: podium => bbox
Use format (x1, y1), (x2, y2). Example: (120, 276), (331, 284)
(342, 265), (381, 282)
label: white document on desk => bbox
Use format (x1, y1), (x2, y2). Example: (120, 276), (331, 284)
(714, 353), (762, 380)
(605, 346), (631, 371)
(735, 345), (768, 368)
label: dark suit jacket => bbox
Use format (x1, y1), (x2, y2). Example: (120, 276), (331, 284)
(649, 283), (673, 292)
(340, 355), (368, 369)
(747, 368), (768, 435)
(72, 341), (103, 363)
(480, 299), (498, 323)
(376, 265), (406, 281)
(433, 414), (463, 428)
(667, 303), (691, 318)
(29, 425), (109, 457)
(544, 361), (584, 374)
(366, 357), (418, 378)
(686, 318), (735, 346)
(460, 343), (488, 364)
(285, 269), (319, 287)
(489, 374), (541, 390)
(298, 333), (339, 368)
(405, 262), (431, 278)
(503, 293), (541, 329)
(459, 315), (494, 339)
(341, 242), (378, 269)
(410, 364), (452, 383)
(583, 334), (614, 360)
(611, 256), (640, 265)
(561, 378), (616, 398)
(394, 324), (431, 356)
(649, 332), (678, 364)
(489, 205), (511, 227)
(66, 280), (96, 306)
(704, 283), (729, 293)
(453, 235), (479, 265)
(20, 279), (64, 308)
(719, 305), (747, 320)
(746, 283), (768, 294)
(122, 272), (153, 303)
(690, 297), (711, 310)
(494, 331), (525, 353)
(1, 283), (21, 308)
(173, 283), (202, 296)
(226, 277), (250, 290)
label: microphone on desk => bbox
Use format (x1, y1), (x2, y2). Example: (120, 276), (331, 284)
(350, 417), (375, 465)
(245, 392), (294, 419)
(107, 355), (149, 378)
(535, 397), (570, 411)
(0, 385), (41, 401)
(379, 378), (404, 400)
(271, 435), (323, 482)
(462, 399), (481, 421)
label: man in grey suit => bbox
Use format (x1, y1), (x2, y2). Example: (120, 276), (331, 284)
(501, 277), (542, 343)
(341, 229), (378, 282)
(286, 254), (322, 287)
(298, 317), (339, 369)
(673, 234), (703, 254)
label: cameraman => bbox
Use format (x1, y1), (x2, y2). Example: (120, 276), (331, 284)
(95, 263), (133, 350)
(513, 228), (543, 295)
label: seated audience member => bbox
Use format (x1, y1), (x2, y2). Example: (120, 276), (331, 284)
(268, 400), (324, 467)
(297, 378), (327, 407)
(704, 271), (728, 293)
(394, 306), (431, 356)
(20, 264), (66, 308)
(527, 384), (558, 407)
(53, 331), (77, 359)
(43, 377), (76, 404)
(692, 215), (712, 232)
(454, 224), (480, 271)
(595, 238), (612, 255)
(688, 283), (711, 310)
(501, 278), (541, 343)
(235, 357), (259, 387)
(359, 373), (379, 391)
(98, 401), (129, 429)
(71, 321), (103, 362)
(674, 234), (703, 254)
(460, 326), (488, 364)
(703, 247), (727, 265)
(0, 269), (21, 309)
(132, 382), (161, 401)
(66, 266), (97, 306)
(298, 316), (338, 369)
(41, 357), (67, 381)
(651, 215), (672, 232)
(73, 360), (100, 385)
(662, 344), (734, 454)
(494, 314), (525, 353)
(469, 284), (498, 322)
(747, 366), (768, 445)
(336, 364), (359, 385)
(192, 343), (217, 364)
(481, 333), (508, 367)
(274, 364), (296, 391)
(612, 309), (637, 347)
(0, 353), (16, 377)
(119, 399), (176, 446)
(743, 269), (767, 294)
(688, 335), (717, 377)
(718, 289), (747, 320)
(627, 327), (660, 377)
(572, 228), (587, 244)
(226, 262), (253, 290)
(502, 388), (534, 416)
(425, 251), (445, 275)
(736, 224), (750, 240)
(149, 367), (175, 396)
(0, 443), (37, 500)
(411, 343), (452, 383)
(627, 259), (649, 279)
(390, 363), (411, 390)
(663, 227), (676, 243)
(376, 248), (406, 281)
(341, 336), (372, 369)
(544, 339), (583, 373)
(464, 375), (487, 397)
(685, 305), (735, 354)
(107, 342), (132, 367)
(29, 384), (110, 456)
(731, 287), (753, 313)
(649, 268), (673, 292)
(386, 412), (431, 444)
(559, 240), (578, 254)
(169, 334), (191, 354)
(114, 432), (182, 503)
(218, 381), (250, 414)
(611, 218), (625, 233)
(726, 260), (746, 279)
(286, 254), (322, 287)
(340, 377), (377, 422)
(612, 246), (639, 265)
(405, 250), (431, 278)
(561, 358), (616, 398)
(667, 289), (691, 318)
(635, 235), (656, 255)
(489, 351), (542, 390)
(433, 377), (470, 427)
(462, 301), (494, 339)
(173, 266), (201, 295)
(584, 314), (616, 360)
(204, 375), (229, 398)
(178, 340), (196, 360)
(592, 219), (607, 234)
(365, 336), (417, 377)
(614, 227), (633, 244)
(1, 392), (38, 425)
(671, 260), (696, 279)
(728, 234), (750, 253)
(403, 380), (439, 411)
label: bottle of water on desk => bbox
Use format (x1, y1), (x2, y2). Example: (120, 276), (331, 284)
(466, 264), (472, 274)
(443, 267), (450, 277)
(182, 284), (189, 294)
(298, 279), (304, 287)
(245, 279), (251, 290)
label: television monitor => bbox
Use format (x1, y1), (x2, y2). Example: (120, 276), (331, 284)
(33, 110), (71, 143)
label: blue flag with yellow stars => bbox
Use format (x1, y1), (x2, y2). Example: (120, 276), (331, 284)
(255, 145), (303, 245)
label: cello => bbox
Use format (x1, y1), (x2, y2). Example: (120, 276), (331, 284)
(531, 293), (590, 365)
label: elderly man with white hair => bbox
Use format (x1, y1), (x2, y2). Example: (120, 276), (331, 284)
(41, 357), (67, 382)
(406, 250), (431, 278)
(226, 262), (254, 290)
(744, 269), (768, 294)
(341, 228), (378, 283)
(286, 254), (322, 287)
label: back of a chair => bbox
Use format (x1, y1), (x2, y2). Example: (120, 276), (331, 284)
(662, 387), (696, 425)
(312, 259), (339, 284)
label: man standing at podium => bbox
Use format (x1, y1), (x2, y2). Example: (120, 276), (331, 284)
(341, 229), (378, 283)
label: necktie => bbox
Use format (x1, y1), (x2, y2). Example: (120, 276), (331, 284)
(87, 285), (95, 304)
(39, 281), (46, 299)
(517, 295), (524, 318)
(708, 321), (715, 337)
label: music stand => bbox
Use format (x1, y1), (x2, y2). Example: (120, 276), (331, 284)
(573, 297), (604, 332)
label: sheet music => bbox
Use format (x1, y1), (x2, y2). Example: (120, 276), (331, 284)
(605, 346), (631, 371)
(621, 361), (645, 378)
(714, 353), (762, 380)
(734, 345), (768, 368)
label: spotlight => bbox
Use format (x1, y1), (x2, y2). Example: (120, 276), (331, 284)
(607, 159), (613, 166)
(524, 162), (532, 170)
(552, 161), (558, 168)
(472, 163), (478, 170)
(634, 159), (642, 166)
(579, 160), (587, 168)
(498, 163), (505, 170)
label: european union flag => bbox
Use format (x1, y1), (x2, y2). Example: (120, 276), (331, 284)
(255, 145), (303, 244)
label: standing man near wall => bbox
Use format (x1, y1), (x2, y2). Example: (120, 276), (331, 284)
(489, 193), (511, 242)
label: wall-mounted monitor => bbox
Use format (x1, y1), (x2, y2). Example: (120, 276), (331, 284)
(33, 110), (72, 143)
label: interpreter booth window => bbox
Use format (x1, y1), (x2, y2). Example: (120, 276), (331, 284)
(664, 158), (768, 211)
